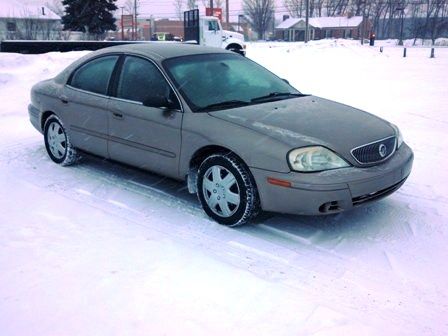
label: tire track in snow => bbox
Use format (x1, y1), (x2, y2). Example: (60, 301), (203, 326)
(2, 141), (445, 333)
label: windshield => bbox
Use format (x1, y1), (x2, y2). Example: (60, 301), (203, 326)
(163, 53), (302, 112)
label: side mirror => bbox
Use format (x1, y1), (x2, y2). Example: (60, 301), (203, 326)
(282, 78), (290, 85)
(143, 95), (179, 110)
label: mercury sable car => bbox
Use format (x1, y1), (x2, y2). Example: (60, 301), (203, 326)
(29, 44), (413, 226)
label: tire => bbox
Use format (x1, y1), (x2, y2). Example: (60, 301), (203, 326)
(197, 153), (260, 226)
(44, 115), (79, 166)
(227, 46), (244, 56)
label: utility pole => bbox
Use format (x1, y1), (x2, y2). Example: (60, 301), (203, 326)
(210, 0), (213, 13)
(134, 0), (138, 40)
(305, 0), (309, 43)
(120, 6), (124, 40)
(226, 0), (229, 27)
(361, 1), (366, 45)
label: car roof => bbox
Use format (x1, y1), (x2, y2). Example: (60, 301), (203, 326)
(54, 43), (233, 85)
(91, 42), (231, 61)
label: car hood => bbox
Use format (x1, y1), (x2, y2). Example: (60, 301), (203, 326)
(209, 95), (395, 165)
(223, 30), (244, 42)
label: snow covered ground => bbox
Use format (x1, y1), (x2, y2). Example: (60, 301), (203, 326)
(0, 40), (447, 335)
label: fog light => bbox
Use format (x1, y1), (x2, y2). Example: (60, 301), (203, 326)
(319, 201), (341, 213)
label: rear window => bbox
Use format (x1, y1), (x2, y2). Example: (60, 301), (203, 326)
(69, 56), (118, 95)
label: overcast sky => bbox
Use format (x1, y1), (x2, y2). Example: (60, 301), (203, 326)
(3, 0), (289, 21)
(114, 0), (289, 20)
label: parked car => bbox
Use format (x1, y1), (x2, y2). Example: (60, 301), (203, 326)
(29, 44), (413, 226)
(151, 32), (179, 42)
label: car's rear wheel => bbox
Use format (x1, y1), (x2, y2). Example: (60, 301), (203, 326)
(44, 115), (78, 166)
(197, 153), (260, 226)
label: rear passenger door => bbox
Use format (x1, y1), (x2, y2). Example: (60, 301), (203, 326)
(62, 55), (119, 157)
(108, 55), (183, 178)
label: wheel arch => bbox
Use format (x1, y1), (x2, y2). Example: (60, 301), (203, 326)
(225, 43), (242, 51)
(41, 110), (56, 131)
(187, 145), (252, 194)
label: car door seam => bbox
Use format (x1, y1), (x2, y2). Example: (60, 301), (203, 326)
(71, 125), (176, 158)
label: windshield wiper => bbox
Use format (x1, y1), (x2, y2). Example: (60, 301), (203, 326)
(251, 92), (309, 103)
(197, 100), (250, 112)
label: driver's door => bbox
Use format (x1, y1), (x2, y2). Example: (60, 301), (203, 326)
(107, 55), (183, 178)
(202, 19), (222, 48)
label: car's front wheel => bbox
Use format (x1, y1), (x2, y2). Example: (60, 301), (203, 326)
(197, 153), (260, 226)
(44, 115), (78, 166)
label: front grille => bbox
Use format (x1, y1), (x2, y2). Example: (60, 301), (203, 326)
(351, 136), (396, 164)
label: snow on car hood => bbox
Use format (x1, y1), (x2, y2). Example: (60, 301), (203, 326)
(210, 95), (395, 163)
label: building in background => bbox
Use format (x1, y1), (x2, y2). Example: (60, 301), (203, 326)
(0, 0), (60, 40)
(112, 16), (184, 41)
(276, 15), (371, 42)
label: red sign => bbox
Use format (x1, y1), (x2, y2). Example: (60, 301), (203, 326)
(205, 8), (223, 21)
(121, 14), (134, 27)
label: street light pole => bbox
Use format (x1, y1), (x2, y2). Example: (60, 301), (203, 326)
(134, 0), (138, 40)
(395, 7), (405, 45)
(305, 0), (309, 43)
(361, 1), (366, 45)
(226, 0), (229, 27)
(399, 8), (404, 46)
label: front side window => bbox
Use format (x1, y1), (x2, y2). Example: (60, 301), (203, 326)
(116, 56), (174, 105)
(208, 20), (219, 31)
(164, 53), (300, 112)
(69, 55), (118, 95)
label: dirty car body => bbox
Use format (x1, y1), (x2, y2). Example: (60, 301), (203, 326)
(29, 44), (413, 226)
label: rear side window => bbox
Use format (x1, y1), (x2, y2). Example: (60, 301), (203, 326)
(116, 56), (172, 104)
(69, 56), (118, 95)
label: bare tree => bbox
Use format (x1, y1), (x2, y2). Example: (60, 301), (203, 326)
(173, 0), (185, 20)
(243, 0), (274, 39)
(201, 0), (224, 8)
(424, 0), (448, 44)
(123, 0), (135, 14)
(284, 0), (304, 17)
(188, 0), (198, 9)
(39, 19), (60, 39)
(349, 0), (366, 16)
(325, 0), (350, 16)
(21, 9), (41, 39)
(314, 0), (326, 16)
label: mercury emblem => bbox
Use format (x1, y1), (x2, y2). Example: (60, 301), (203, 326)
(379, 144), (387, 158)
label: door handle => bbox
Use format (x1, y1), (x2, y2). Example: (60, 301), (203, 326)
(59, 95), (69, 104)
(112, 112), (124, 120)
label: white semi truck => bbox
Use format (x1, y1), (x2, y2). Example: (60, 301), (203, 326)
(184, 9), (246, 56)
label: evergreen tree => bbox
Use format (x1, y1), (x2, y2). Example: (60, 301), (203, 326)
(62, 0), (118, 37)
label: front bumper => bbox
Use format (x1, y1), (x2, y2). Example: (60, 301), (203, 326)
(251, 143), (414, 215)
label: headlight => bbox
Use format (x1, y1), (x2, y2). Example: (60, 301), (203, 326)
(288, 146), (350, 172)
(391, 124), (404, 149)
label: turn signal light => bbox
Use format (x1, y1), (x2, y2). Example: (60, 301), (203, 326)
(267, 177), (292, 188)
